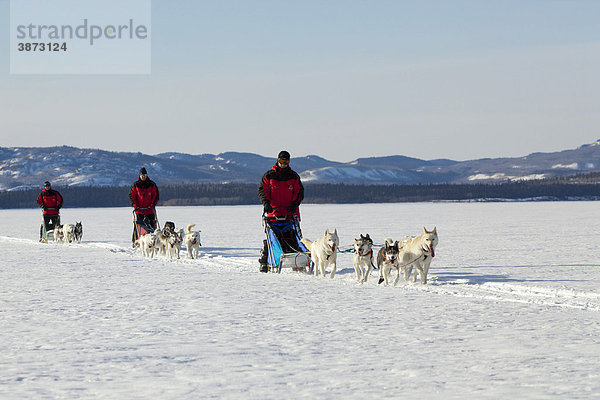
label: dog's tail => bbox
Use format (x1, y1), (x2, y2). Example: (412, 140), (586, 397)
(384, 237), (394, 246)
(186, 223), (196, 234)
(300, 238), (313, 249)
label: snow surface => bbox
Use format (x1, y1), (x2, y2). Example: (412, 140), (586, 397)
(1, 202), (600, 399)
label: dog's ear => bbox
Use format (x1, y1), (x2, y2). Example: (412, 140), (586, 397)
(333, 229), (337, 235)
(325, 229), (329, 235)
(423, 226), (429, 234)
(433, 226), (437, 234)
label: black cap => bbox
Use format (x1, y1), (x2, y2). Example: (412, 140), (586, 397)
(277, 151), (290, 160)
(139, 167), (147, 175)
(44, 181), (51, 187)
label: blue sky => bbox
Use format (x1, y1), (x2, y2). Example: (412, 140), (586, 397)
(1, 0), (600, 161)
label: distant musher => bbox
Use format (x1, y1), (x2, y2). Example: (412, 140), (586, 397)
(129, 167), (159, 245)
(37, 181), (63, 242)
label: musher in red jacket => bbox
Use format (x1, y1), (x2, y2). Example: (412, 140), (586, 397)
(257, 150), (304, 272)
(37, 181), (63, 241)
(129, 167), (159, 244)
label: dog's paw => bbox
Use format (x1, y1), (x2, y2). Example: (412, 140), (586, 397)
(378, 277), (384, 285)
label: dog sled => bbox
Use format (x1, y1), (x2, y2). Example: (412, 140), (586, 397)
(263, 213), (311, 273)
(132, 211), (160, 247)
(40, 216), (60, 243)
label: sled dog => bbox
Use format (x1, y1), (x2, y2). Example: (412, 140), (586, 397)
(74, 222), (83, 243)
(353, 234), (375, 282)
(62, 223), (76, 243)
(166, 229), (183, 259)
(377, 238), (402, 286)
(184, 224), (201, 259)
(301, 229), (339, 278)
(401, 227), (438, 284)
(157, 227), (172, 256)
(54, 224), (65, 243)
(136, 230), (159, 258)
(157, 222), (177, 255)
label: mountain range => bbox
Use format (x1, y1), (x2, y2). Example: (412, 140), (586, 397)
(1, 141), (600, 191)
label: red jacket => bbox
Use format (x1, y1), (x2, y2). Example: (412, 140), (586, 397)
(258, 164), (304, 219)
(129, 178), (159, 215)
(37, 189), (63, 215)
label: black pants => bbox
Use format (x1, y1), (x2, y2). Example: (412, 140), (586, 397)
(40, 215), (60, 239)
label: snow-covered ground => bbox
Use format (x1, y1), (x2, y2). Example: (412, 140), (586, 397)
(1, 202), (600, 399)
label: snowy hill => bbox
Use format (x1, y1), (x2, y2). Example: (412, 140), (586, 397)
(2, 141), (600, 190)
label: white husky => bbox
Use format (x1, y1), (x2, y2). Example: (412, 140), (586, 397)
(184, 224), (201, 259)
(62, 223), (76, 243)
(401, 227), (439, 284)
(136, 230), (159, 258)
(301, 229), (339, 278)
(353, 234), (375, 282)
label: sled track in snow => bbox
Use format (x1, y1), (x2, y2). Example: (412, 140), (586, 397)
(3, 235), (599, 311)
(411, 280), (600, 311)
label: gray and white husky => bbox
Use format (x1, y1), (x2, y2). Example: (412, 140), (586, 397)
(353, 234), (375, 282)
(301, 229), (339, 278)
(377, 238), (402, 286)
(401, 227), (439, 284)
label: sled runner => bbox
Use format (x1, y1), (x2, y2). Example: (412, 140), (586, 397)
(263, 214), (311, 273)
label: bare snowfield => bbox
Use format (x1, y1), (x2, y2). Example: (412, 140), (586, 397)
(1, 202), (600, 399)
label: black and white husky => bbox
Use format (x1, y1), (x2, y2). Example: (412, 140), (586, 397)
(74, 222), (83, 243)
(377, 239), (402, 286)
(353, 234), (375, 282)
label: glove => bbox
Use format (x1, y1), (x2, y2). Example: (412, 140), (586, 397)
(287, 205), (296, 212)
(42, 206), (48, 211)
(264, 203), (273, 213)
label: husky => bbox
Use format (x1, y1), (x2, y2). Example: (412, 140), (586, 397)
(54, 224), (65, 243)
(62, 223), (76, 243)
(377, 238), (402, 286)
(136, 230), (159, 258)
(163, 221), (176, 233)
(353, 234), (375, 282)
(156, 227), (173, 256)
(301, 229), (339, 278)
(401, 227), (439, 284)
(74, 222), (83, 243)
(184, 224), (201, 259)
(165, 229), (183, 259)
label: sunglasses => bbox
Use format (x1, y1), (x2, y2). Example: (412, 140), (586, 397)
(278, 159), (290, 165)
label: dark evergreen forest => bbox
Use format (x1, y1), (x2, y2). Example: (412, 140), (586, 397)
(2, 175), (599, 209)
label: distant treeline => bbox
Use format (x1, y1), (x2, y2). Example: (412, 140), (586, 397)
(1, 179), (600, 209)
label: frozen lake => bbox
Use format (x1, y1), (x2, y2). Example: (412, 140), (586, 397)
(1, 202), (599, 399)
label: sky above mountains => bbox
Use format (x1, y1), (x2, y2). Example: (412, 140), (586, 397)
(1, 0), (599, 162)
